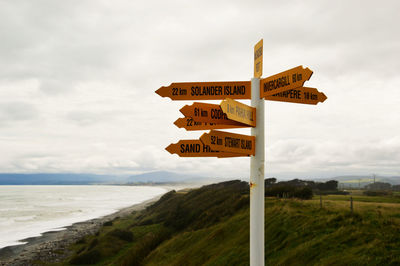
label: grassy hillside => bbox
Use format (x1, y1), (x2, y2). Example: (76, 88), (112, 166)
(49, 181), (400, 265)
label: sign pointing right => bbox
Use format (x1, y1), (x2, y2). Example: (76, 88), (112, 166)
(265, 87), (327, 105)
(260, 65), (313, 98)
(200, 130), (255, 156)
(220, 98), (256, 127)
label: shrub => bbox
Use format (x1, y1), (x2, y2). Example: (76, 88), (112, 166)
(265, 185), (313, 199)
(363, 190), (392, 196)
(108, 229), (134, 242)
(315, 190), (350, 195)
(70, 249), (102, 265)
(75, 237), (86, 244)
(120, 228), (172, 266)
(88, 238), (99, 250)
(294, 187), (313, 200)
(103, 220), (113, 226)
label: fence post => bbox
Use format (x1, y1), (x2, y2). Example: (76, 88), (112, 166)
(350, 197), (353, 214)
(320, 195), (322, 209)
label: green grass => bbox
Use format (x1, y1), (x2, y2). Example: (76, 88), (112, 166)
(264, 198), (400, 265)
(48, 182), (400, 266)
(317, 194), (400, 204)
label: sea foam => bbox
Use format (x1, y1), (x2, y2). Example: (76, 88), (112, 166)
(0, 185), (167, 248)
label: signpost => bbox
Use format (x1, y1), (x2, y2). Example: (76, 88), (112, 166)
(174, 117), (248, 131)
(260, 65), (313, 98)
(200, 130), (255, 156)
(156, 81), (251, 100)
(265, 87), (327, 105)
(155, 38), (327, 266)
(220, 98), (256, 127)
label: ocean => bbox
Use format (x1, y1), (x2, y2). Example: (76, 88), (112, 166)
(0, 185), (167, 249)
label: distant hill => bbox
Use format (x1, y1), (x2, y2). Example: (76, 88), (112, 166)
(0, 173), (122, 185)
(321, 175), (400, 187)
(127, 171), (220, 184)
(0, 171), (224, 185)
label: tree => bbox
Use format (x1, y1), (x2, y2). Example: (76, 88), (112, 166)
(265, 178), (277, 187)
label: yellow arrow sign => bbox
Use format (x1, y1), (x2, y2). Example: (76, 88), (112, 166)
(156, 81), (251, 100)
(165, 140), (247, 158)
(265, 87), (327, 105)
(220, 98), (256, 127)
(180, 102), (247, 126)
(200, 130), (255, 156)
(260, 66), (313, 98)
(174, 117), (248, 131)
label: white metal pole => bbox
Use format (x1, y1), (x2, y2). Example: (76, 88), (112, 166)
(250, 77), (265, 266)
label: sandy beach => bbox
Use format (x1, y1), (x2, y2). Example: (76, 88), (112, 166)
(0, 195), (161, 266)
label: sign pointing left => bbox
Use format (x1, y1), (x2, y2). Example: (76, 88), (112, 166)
(180, 102), (246, 126)
(165, 140), (247, 158)
(174, 117), (248, 131)
(156, 81), (251, 100)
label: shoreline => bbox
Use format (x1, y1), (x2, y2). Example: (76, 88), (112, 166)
(0, 195), (163, 265)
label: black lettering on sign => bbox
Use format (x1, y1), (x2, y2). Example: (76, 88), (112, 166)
(264, 76), (290, 92)
(225, 85), (245, 96)
(311, 93), (317, 100)
(203, 144), (216, 153)
(186, 119), (193, 127)
(190, 87), (198, 96)
(225, 137), (240, 148)
(211, 108), (227, 120)
(254, 47), (263, 60)
(179, 88), (187, 95)
(211, 136), (216, 145)
(180, 143), (201, 153)
(172, 88), (178, 96)
(241, 140), (252, 150)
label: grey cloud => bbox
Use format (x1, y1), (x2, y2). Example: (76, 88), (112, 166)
(65, 111), (111, 126)
(0, 102), (39, 122)
(39, 79), (74, 95)
(0, 0), (399, 178)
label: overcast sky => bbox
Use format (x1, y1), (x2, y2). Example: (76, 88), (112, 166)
(0, 0), (399, 180)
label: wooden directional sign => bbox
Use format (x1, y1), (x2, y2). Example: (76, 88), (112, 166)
(174, 117), (248, 131)
(254, 39), (263, 78)
(260, 66), (313, 98)
(156, 81), (251, 100)
(265, 87), (327, 105)
(200, 130), (255, 156)
(165, 140), (247, 158)
(180, 102), (247, 126)
(220, 98), (256, 127)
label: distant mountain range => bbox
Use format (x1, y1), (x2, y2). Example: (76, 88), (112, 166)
(0, 173), (118, 185)
(319, 175), (400, 187)
(126, 171), (207, 183)
(1, 172), (398, 186)
(0, 171), (222, 185)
